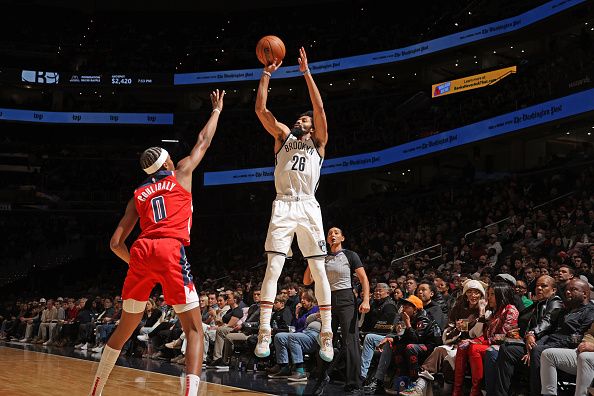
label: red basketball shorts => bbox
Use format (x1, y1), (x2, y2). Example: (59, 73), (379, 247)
(122, 238), (198, 306)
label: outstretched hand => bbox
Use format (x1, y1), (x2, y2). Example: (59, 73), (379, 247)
(298, 47), (309, 73)
(264, 58), (282, 74)
(210, 89), (225, 112)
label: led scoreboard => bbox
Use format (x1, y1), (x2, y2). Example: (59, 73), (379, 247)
(110, 74), (160, 85)
(0, 69), (171, 87)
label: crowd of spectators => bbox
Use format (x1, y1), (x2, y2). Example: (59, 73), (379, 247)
(2, 156), (594, 394)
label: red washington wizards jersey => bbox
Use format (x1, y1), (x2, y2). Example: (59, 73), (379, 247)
(134, 170), (192, 245)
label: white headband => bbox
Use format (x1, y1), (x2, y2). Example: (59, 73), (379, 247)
(143, 148), (169, 174)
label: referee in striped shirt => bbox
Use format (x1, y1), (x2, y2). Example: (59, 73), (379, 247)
(304, 227), (370, 393)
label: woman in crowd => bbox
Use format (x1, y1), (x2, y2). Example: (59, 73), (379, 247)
(404, 279), (487, 395)
(139, 299), (162, 335)
(216, 294), (229, 320)
(127, 298), (161, 355)
(452, 282), (518, 396)
(208, 292), (244, 367)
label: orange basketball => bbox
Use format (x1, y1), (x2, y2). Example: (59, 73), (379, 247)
(256, 35), (286, 66)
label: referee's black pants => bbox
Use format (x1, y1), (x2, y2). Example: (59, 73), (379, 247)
(331, 288), (362, 388)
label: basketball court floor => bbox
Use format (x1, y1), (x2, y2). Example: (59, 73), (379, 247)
(0, 341), (343, 395)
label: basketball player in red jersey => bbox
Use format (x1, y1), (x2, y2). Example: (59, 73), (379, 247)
(88, 89), (225, 396)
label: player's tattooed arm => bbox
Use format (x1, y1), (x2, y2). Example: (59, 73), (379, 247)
(110, 198), (139, 264)
(255, 58), (290, 152)
(300, 47), (328, 155)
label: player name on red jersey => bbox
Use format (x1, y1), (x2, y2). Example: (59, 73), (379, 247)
(136, 181), (176, 202)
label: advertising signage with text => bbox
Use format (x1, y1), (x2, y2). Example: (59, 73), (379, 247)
(432, 66), (517, 98)
(67, 74), (102, 84)
(176, 0), (584, 85)
(55, 73), (170, 86)
(203, 88), (594, 185)
(0, 109), (174, 125)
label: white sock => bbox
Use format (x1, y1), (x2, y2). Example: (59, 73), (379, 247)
(308, 258), (333, 333)
(184, 374), (200, 396)
(89, 345), (120, 396)
(260, 304), (272, 330)
(319, 308), (332, 333)
(260, 304), (273, 332)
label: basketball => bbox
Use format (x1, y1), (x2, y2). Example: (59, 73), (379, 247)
(256, 35), (286, 66)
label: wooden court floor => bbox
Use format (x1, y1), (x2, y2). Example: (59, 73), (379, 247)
(0, 347), (269, 395)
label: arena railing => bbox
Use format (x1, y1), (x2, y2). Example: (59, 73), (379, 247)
(389, 157), (594, 265)
(390, 244), (443, 266)
(387, 189), (577, 268)
(462, 155), (594, 242)
(463, 190), (576, 241)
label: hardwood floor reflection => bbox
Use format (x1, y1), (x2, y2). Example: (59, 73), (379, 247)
(0, 346), (269, 395)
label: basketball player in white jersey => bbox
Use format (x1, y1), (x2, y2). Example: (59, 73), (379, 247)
(254, 47), (334, 362)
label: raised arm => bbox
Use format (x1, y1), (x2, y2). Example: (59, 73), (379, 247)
(109, 198), (139, 264)
(176, 89), (225, 189)
(298, 47), (328, 155)
(255, 60), (290, 152)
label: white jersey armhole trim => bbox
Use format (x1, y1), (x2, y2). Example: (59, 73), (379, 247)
(310, 137), (324, 160)
(274, 133), (293, 157)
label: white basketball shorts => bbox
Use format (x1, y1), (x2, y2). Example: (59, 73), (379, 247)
(264, 196), (327, 258)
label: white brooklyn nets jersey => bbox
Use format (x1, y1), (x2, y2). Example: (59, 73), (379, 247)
(274, 134), (323, 196)
(265, 133), (326, 258)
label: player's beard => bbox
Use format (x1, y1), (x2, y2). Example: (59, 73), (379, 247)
(291, 126), (306, 138)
